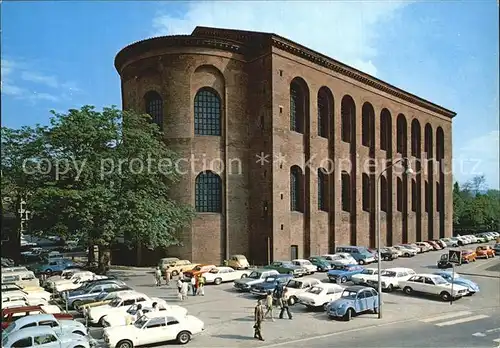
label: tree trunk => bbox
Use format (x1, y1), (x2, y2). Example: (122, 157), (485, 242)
(98, 247), (111, 275)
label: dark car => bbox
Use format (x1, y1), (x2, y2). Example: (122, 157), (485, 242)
(437, 254), (460, 269)
(308, 256), (331, 272)
(376, 248), (398, 261)
(64, 280), (129, 308)
(249, 274), (294, 297)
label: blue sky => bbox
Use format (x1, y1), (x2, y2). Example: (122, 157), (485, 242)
(2, 1), (499, 188)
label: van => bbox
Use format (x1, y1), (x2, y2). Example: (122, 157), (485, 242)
(157, 257), (180, 269)
(1, 270), (40, 288)
(335, 246), (376, 265)
(228, 255), (250, 270)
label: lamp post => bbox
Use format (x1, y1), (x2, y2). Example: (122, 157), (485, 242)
(375, 157), (413, 319)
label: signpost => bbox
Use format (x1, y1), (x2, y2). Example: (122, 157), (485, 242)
(448, 250), (462, 305)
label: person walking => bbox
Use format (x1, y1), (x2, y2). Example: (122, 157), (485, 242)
(178, 271), (184, 280)
(190, 276), (197, 296)
(135, 304), (144, 321)
(181, 280), (189, 301)
(197, 274), (205, 296)
(279, 288), (293, 320)
(154, 267), (162, 287)
(152, 302), (159, 312)
(264, 290), (274, 321)
(164, 268), (171, 286)
(176, 278), (183, 299)
(253, 299), (265, 341)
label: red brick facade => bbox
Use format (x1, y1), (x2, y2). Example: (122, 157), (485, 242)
(115, 26), (455, 266)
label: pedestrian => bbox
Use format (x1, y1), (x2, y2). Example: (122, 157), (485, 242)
(279, 288), (292, 320)
(178, 271), (184, 280)
(197, 274), (205, 296)
(264, 290), (274, 321)
(181, 280), (189, 301)
(176, 278), (183, 298)
(154, 267), (162, 287)
(191, 276), (197, 296)
(152, 302), (159, 312)
(135, 304), (144, 321)
(273, 281), (284, 300)
(253, 299), (265, 341)
(165, 268), (171, 286)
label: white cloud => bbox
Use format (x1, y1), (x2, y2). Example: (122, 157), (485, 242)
(21, 71), (59, 88)
(454, 131), (500, 189)
(152, 1), (411, 77)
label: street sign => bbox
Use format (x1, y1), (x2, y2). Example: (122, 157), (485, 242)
(448, 250), (461, 265)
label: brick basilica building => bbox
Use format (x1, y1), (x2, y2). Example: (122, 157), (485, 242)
(115, 26), (455, 265)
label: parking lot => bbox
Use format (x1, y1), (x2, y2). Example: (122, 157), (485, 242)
(80, 244), (500, 347)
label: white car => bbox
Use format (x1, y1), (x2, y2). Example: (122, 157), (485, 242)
(103, 312), (204, 347)
(399, 273), (469, 301)
(45, 269), (83, 284)
(102, 300), (188, 327)
(1, 291), (48, 308)
(284, 277), (321, 305)
(2, 326), (90, 348)
(202, 266), (250, 285)
(393, 245), (417, 257)
(86, 292), (155, 325)
(2, 313), (87, 338)
(54, 273), (108, 293)
(297, 283), (344, 309)
(351, 268), (379, 285)
(322, 253), (357, 265)
(1, 284), (52, 301)
(365, 267), (416, 292)
(415, 242), (431, 252)
(1, 302), (62, 314)
(291, 259), (318, 274)
(46, 271), (95, 290)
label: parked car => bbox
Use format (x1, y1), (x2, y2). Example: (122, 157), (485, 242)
(157, 257), (180, 270)
(101, 299), (187, 327)
(376, 248), (399, 261)
(291, 259), (318, 274)
(416, 242), (432, 252)
(264, 261), (307, 277)
(437, 254), (454, 269)
(284, 278), (321, 305)
(365, 267), (416, 292)
(1, 305), (72, 329)
(63, 280), (129, 308)
(321, 253), (358, 266)
(425, 241), (442, 251)
(77, 290), (137, 313)
(201, 266), (250, 285)
(351, 268), (379, 285)
(2, 326), (90, 348)
(103, 312), (204, 347)
(335, 246), (376, 265)
(326, 286), (379, 321)
(475, 246), (495, 259)
(307, 256), (331, 272)
(434, 240), (447, 249)
(327, 264), (365, 283)
(233, 269), (280, 292)
(461, 250), (477, 263)
(432, 271), (480, 295)
(44, 269), (83, 284)
(474, 234), (488, 243)
(393, 245), (417, 257)
(1, 283), (51, 302)
(406, 243), (423, 253)
(400, 274), (469, 301)
(250, 274), (294, 297)
(493, 243), (500, 254)
(297, 283), (344, 310)
(1, 291), (48, 308)
(227, 254), (250, 270)
(161, 260), (198, 277)
(183, 264), (217, 280)
(30, 259), (75, 275)
(2, 313), (87, 338)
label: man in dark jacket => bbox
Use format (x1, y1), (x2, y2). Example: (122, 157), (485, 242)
(273, 281), (284, 301)
(253, 299), (265, 341)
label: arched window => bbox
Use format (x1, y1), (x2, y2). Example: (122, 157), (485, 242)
(290, 166), (303, 212)
(411, 119), (421, 157)
(195, 171), (222, 213)
(144, 91), (163, 128)
(362, 103), (375, 148)
(290, 80), (307, 133)
(194, 88), (221, 136)
(341, 95), (355, 143)
(380, 108), (392, 151)
(396, 114), (407, 155)
(317, 87), (333, 138)
(436, 127), (445, 161)
(381, 175), (388, 212)
(341, 171), (351, 212)
(424, 124), (433, 159)
(362, 173), (370, 212)
(424, 180), (430, 212)
(396, 177), (403, 212)
(411, 179), (417, 212)
(318, 168), (328, 211)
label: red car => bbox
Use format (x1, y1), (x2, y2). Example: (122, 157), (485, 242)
(434, 240), (447, 249)
(426, 241), (442, 250)
(1, 306), (73, 329)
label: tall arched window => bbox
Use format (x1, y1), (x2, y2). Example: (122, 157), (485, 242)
(362, 102), (375, 148)
(424, 124), (433, 159)
(194, 88), (221, 136)
(362, 173), (370, 212)
(381, 175), (388, 212)
(396, 177), (403, 212)
(380, 108), (392, 152)
(341, 95), (355, 143)
(290, 80), (307, 133)
(396, 114), (408, 155)
(290, 166), (303, 212)
(144, 91), (163, 128)
(411, 119), (421, 157)
(318, 168), (328, 211)
(317, 87), (333, 138)
(411, 179), (417, 212)
(436, 127), (445, 161)
(341, 171), (351, 212)
(195, 171), (222, 213)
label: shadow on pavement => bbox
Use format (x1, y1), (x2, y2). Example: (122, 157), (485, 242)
(212, 334), (255, 340)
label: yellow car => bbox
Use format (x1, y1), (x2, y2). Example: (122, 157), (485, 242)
(228, 255), (250, 270)
(162, 260), (199, 277)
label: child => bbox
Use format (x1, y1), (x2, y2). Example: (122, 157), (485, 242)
(264, 290), (274, 321)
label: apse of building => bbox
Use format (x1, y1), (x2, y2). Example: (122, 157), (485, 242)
(115, 26), (455, 266)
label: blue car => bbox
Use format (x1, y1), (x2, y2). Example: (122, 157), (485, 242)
(249, 274), (294, 297)
(493, 243), (500, 254)
(326, 285), (379, 321)
(433, 271), (480, 295)
(31, 258), (75, 274)
(327, 264), (365, 283)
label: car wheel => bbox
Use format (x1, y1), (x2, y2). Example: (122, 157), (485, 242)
(440, 291), (451, 301)
(72, 300), (82, 309)
(177, 331), (191, 344)
(240, 274), (247, 278)
(359, 260), (366, 265)
(214, 278), (222, 285)
(117, 339), (134, 348)
(73, 331), (85, 336)
(75, 346), (85, 348)
(45, 269), (52, 275)
(171, 270), (178, 277)
(288, 296), (297, 306)
(340, 276), (347, 283)
(386, 284), (394, 292)
(98, 316), (106, 326)
(403, 286), (413, 295)
(373, 305), (379, 314)
(344, 308), (354, 321)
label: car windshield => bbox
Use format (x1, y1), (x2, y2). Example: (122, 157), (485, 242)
(248, 272), (262, 279)
(362, 269), (375, 275)
(434, 277), (448, 285)
(127, 304), (138, 314)
(193, 266), (202, 271)
(307, 286), (323, 295)
(133, 316), (148, 328)
(333, 265), (346, 270)
(63, 273), (74, 279)
(286, 280), (302, 289)
(264, 277), (276, 283)
(72, 277), (82, 284)
(109, 298), (122, 307)
(95, 292), (107, 300)
(381, 271), (396, 277)
(341, 290), (357, 299)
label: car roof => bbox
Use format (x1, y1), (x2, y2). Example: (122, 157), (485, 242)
(3, 290), (27, 297)
(12, 313), (56, 327)
(292, 258), (308, 262)
(214, 266), (232, 271)
(414, 273), (441, 278)
(384, 267), (414, 272)
(256, 268), (277, 273)
(117, 292), (148, 300)
(1, 305), (43, 314)
(345, 285), (370, 292)
(313, 282), (343, 289)
(5, 326), (57, 342)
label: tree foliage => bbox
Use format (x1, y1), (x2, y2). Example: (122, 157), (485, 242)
(1, 105), (195, 265)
